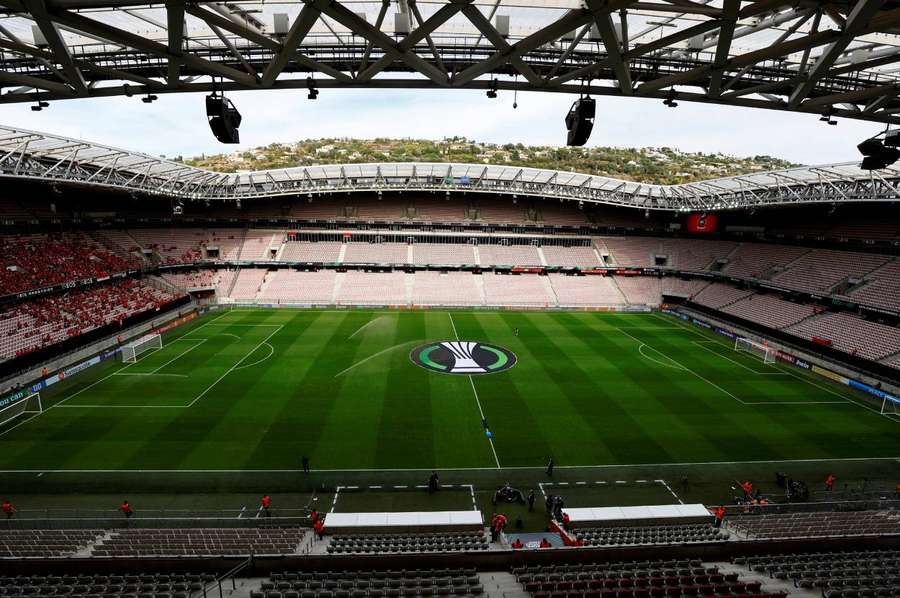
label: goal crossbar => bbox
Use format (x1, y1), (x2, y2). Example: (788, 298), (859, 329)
(121, 333), (162, 363)
(0, 392), (42, 428)
(734, 337), (776, 364)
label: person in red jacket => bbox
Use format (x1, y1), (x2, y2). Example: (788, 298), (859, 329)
(2, 499), (15, 519)
(313, 517), (325, 540)
(261, 495), (271, 517)
(511, 538), (524, 549)
(714, 505), (726, 528)
(825, 474), (836, 492)
(740, 480), (753, 497)
(539, 538), (552, 548)
(119, 500), (133, 519)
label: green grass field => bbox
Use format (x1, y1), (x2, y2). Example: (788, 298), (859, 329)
(2, 307), (897, 478)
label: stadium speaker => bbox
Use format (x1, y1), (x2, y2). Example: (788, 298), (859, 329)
(858, 136), (900, 170)
(206, 94), (242, 144)
(565, 97), (595, 146)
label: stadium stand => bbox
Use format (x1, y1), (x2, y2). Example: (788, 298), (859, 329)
(786, 312), (900, 361)
(91, 528), (303, 557)
(843, 258), (900, 312)
(574, 524), (728, 547)
(0, 279), (181, 359)
(540, 245), (601, 268)
(613, 276), (661, 305)
(720, 243), (810, 280)
(229, 268), (269, 302)
(548, 274), (625, 306)
(412, 272), (483, 306)
(281, 241), (343, 263)
(0, 530), (102, 558)
(659, 277), (708, 298)
(733, 548), (900, 594)
(769, 249), (891, 294)
(326, 531), (488, 554)
(663, 239), (738, 271)
(601, 237), (663, 267)
(161, 270), (215, 291)
(241, 230), (281, 260)
(482, 272), (554, 306)
(0, 572), (218, 597)
(0, 233), (138, 295)
(410, 198), (468, 223)
(728, 510), (900, 539)
(412, 243), (478, 266)
(721, 294), (819, 330)
(344, 243), (410, 264)
(477, 244), (542, 267)
(511, 559), (785, 598)
(336, 271), (407, 305)
(126, 228), (205, 265)
(258, 269), (338, 304)
(262, 567), (484, 598)
(209, 229), (245, 261)
(692, 283), (754, 309)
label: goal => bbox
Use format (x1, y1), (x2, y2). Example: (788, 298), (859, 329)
(881, 395), (900, 416)
(121, 333), (162, 363)
(735, 337), (776, 364)
(0, 392), (42, 428)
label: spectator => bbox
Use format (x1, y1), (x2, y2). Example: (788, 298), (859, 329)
(2, 499), (15, 519)
(261, 494), (271, 517)
(511, 538), (524, 549)
(314, 517), (325, 540)
(825, 473), (836, 492)
(119, 500), (133, 519)
(539, 538), (551, 548)
(714, 505), (726, 528)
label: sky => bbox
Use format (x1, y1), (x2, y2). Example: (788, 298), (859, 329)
(0, 87), (885, 166)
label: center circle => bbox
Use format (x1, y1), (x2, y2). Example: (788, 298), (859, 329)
(410, 341), (517, 375)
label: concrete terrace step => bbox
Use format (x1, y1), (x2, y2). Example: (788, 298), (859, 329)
(478, 571), (530, 598)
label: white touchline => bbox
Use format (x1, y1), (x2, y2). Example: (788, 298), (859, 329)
(448, 313), (501, 470)
(148, 338), (207, 375)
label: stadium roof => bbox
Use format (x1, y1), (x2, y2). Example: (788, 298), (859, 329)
(2, 123), (900, 210)
(2, 0), (900, 123)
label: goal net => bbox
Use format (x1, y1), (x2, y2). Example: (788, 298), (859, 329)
(121, 333), (162, 363)
(881, 395), (900, 417)
(735, 337), (776, 364)
(0, 392), (42, 428)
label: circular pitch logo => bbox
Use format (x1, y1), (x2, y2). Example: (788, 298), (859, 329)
(410, 341), (517, 375)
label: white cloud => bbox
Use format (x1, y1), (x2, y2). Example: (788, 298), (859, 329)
(0, 88), (881, 166)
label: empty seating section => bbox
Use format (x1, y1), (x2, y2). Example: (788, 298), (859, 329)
(721, 244), (809, 280)
(770, 249), (890, 293)
(281, 242), (343, 262)
(0, 572), (217, 597)
(539, 203), (589, 227)
(215, 269), (237, 295)
(128, 228), (205, 264)
(96, 229), (144, 259)
(659, 278), (708, 298)
(845, 258), (900, 312)
(614, 277), (660, 305)
(721, 294), (817, 329)
(541, 246), (601, 268)
(602, 237), (662, 267)
(259, 270), (337, 304)
(734, 548), (900, 596)
(693, 283), (753, 309)
(161, 270), (215, 290)
(259, 567), (483, 598)
(729, 510), (900, 539)
(575, 524), (726, 547)
(549, 274), (624, 306)
(0, 280), (181, 360)
(410, 198), (467, 222)
(209, 229), (245, 261)
(355, 198), (406, 221)
(482, 273), (553, 306)
(664, 240), (738, 271)
(0, 530), (102, 557)
(337, 272), (407, 305)
(786, 312), (900, 361)
(475, 199), (527, 224)
(344, 243), (409, 264)
(91, 528), (302, 557)
(0, 233), (138, 295)
(477, 245), (541, 266)
(412, 243), (477, 265)
(327, 531), (487, 554)
(412, 272), (482, 306)
(512, 559), (785, 598)
(241, 230), (280, 260)
(229, 268), (268, 301)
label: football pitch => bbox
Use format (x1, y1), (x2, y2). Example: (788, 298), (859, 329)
(2, 307), (897, 482)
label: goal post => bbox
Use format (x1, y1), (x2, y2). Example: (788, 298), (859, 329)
(880, 395), (900, 416)
(121, 332), (163, 363)
(0, 392), (42, 428)
(735, 337), (776, 364)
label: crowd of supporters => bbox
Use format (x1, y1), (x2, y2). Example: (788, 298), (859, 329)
(0, 233), (138, 296)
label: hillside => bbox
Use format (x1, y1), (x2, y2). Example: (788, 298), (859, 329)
(181, 137), (797, 185)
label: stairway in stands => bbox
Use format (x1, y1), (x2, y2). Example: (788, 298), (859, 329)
(478, 571), (530, 598)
